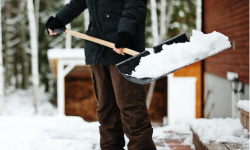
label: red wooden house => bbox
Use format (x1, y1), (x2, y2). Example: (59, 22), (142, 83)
(202, 0), (249, 118)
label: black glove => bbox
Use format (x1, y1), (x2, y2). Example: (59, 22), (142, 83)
(45, 16), (65, 34)
(115, 33), (134, 49)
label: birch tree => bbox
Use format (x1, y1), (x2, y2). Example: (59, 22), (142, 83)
(0, 0), (4, 114)
(34, 0), (40, 33)
(149, 0), (159, 46)
(150, 0), (175, 45)
(196, 0), (202, 31)
(27, 0), (39, 112)
(159, 0), (167, 42)
(146, 0), (175, 109)
(160, 0), (175, 42)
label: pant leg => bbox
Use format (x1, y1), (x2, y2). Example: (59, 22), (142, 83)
(90, 62), (125, 150)
(109, 64), (156, 150)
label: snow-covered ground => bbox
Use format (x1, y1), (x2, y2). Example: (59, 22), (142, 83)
(153, 123), (194, 149)
(0, 87), (194, 150)
(2, 87), (57, 116)
(0, 115), (194, 150)
(0, 116), (101, 150)
(2, 88), (249, 150)
(0, 88), (102, 150)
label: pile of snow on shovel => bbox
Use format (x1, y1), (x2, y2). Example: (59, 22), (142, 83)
(131, 30), (231, 78)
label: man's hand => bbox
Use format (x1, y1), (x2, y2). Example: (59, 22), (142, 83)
(48, 28), (58, 35)
(45, 16), (65, 35)
(114, 33), (134, 55)
(113, 48), (125, 56)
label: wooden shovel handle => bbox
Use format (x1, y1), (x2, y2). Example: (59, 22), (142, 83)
(65, 29), (139, 56)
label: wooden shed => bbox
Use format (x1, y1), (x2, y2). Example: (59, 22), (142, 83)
(47, 49), (97, 122)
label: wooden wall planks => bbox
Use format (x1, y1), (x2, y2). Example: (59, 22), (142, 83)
(203, 0), (249, 84)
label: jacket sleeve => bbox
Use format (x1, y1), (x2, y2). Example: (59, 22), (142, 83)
(117, 0), (147, 36)
(56, 0), (87, 25)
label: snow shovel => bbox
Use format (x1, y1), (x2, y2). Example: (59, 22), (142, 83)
(116, 33), (189, 85)
(53, 28), (189, 85)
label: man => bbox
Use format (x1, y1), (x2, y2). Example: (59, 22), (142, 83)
(46, 0), (156, 149)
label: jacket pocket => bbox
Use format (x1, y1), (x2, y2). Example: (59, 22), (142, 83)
(104, 13), (120, 23)
(102, 13), (120, 31)
(101, 13), (120, 43)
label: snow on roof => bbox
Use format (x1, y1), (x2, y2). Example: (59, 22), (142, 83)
(237, 100), (249, 112)
(47, 48), (85, 59)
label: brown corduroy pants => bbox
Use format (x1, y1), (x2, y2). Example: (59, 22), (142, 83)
(90, 61), (156, 150)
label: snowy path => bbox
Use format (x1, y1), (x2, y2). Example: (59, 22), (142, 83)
(0, 116), (196, 150)
(0, 88), (194, 150)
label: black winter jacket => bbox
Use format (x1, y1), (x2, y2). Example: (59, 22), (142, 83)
(56, 0), (147, 65)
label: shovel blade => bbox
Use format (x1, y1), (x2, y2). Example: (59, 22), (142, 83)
(116, 51), (154, 84)
(116, 33), (189, 85)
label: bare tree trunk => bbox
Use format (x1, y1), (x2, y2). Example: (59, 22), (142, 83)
(196, 0), (202, 31)
(160, 0), (174, 42)
(27, 0), (39, 113)
(65, 0), (71, 49)
(19, 0), (29, 89)
(164, 0), (175, 40)
(150, 0), (159, 46)
(159, 0), (166, 42)
(146, 81), (156, 109)
(34, 0), (39, 33)
(0, 0), (5, 114)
